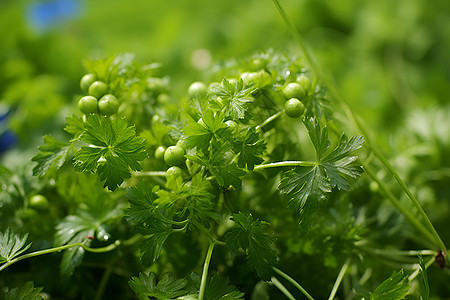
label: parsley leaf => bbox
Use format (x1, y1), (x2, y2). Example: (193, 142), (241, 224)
(125, 182), (158, 224)
(74, 114), (147, 190)
(64, 115), (85, 141)
(0, 228), (32, 264)
(129, 272), (188, 300)
(278, 117), (364, 229)
(235, 127), (266, 171)
(5, 281), (43, 300)
(32, 135), (71, 177)
(224, 212), (277, 280)
(371, 270), (410, 300)
(210, 78), (256, 120)
(186, 272), (245, 300)
(183, 110), (227, 152)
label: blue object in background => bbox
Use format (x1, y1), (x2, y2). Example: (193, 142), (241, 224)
(26, 0), (81, 32)
(0, 110), (18, 154)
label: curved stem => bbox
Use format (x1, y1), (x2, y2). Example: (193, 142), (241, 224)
(132, 171), (166, 177)
(273, 267), (315, 300)
(328, 258), (350, 300)
(254, 161), (316, 171)
(362, 162), (436, 245)
(256, 110), (284, 131)
(0, 241), (119, 272)
(198, 241), (215, 300)
(408, 255), (435, 282)
(271, 276), (296, 300)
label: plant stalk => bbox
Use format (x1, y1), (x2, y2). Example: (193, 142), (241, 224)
(328, 258), (350, 300)
(198, 241), (215, 300)
(273, 267), (315, 300)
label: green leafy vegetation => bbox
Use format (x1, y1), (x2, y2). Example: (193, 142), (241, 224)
(1, 0), (449, 299)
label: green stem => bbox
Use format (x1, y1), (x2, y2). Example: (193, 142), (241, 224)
(197, 225), (226, 246)
(256, 110), (284, 131)
(369, 147), (449, 259)
(198, 241), (215, 300)
(328, 258), (350, 300)
(0, 241), (119, 272)
(408, 255), (435, 282)
(254, 161), (316, 171)
(94, 257), (116, 300)
(272, 0), (448, 261)
(362, 162), (436, 245)
(132, 171), (166, 177)
(273, 267), (315, 300)
(271, 276), (296, 300)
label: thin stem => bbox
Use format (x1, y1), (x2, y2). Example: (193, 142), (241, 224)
(271, 277), (296, 300)
(197, 225), (226, 246)
(254, 161), (316, 171)
(94, 257), (116, 300)
(198, 241), (215, 300)
(360, 247), (435, 257)
(408, 255), (435, 282)
(328, 258), (350, 300)
(272, 0), (448, 262)
(256, 110), (284, 131)
(361, 162), (436, 245)
(0, 241), (119, 272)
(132, 171), (166, 177)
(273, 267), (315, 300)
(369, 147), (449, 259)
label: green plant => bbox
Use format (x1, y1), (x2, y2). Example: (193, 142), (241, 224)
(1, 1), (449, 299)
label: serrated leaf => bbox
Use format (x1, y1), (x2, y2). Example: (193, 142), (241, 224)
(211, 78), (256, 119)
(125, 182), (158, 224)
(0, 228), (32, 264)
(5, 281), (43, 300)
(73, 115), (147, 190)
(139, 217), (175, 265)
(183, 110), (227, 152)
(65, 114), (85, 140)
(32, 135), (71, 176)
(278, 117), (363, 230)
(224, 213), (276, 280)
(236, 127), (266, 171)
(129, 272), (188, 300)
(372, 270), (410, 300)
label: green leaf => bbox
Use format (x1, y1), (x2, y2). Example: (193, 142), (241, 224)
(125, 182), (158, 224)
(183, 110), (227, 152)
(129, 272), (188, 300)
(210, 78), (256, 119)
(65, 114), (85, 140)
(139, 217), (175, 265)
(371, 270), (410, 300)
(418, 254), (429, 300)
(278, 117), (364, 230)
(5, 281), (43, 300)
(54, 196), (123, 275)
(0, 228), (32, 264)
(235, 127), (266, 171)
(224, 213), (277, 280)
(186, 272), (244, 300)
(32, 135), (71, 177)
(73, 114), (147, 190)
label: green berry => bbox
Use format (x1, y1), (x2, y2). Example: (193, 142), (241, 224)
(164, 145), (186, 166)
(78, 96), (98, 114)
(88, 81), (108, 99)
(188, 81), (207, 98)
(98, 94), (119, 116)
(283, 82), (306, 100)
(284, 98), (305, 118)
(80, 73), (96, 92)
